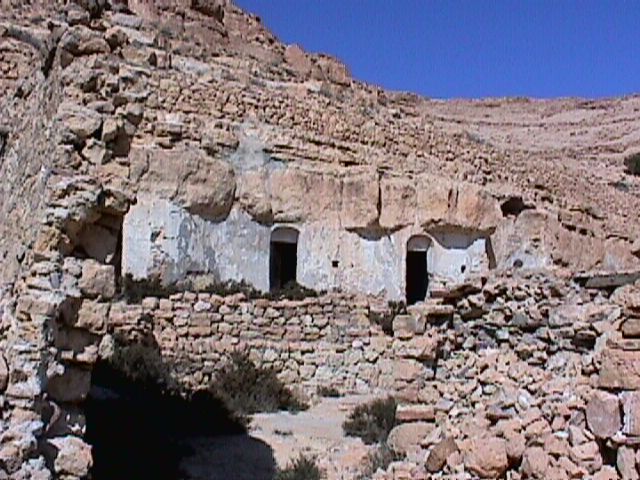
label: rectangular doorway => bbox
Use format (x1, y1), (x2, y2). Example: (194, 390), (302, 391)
(270, 241), (297, 291)
(406, 250), (428, 305)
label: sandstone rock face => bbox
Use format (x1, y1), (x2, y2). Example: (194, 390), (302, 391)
(134, 147), (236, 221)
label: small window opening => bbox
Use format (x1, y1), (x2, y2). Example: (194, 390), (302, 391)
(406, 236), (429, 305)
(270, 228), (298, 291)
(332, 260), (339, 268)
(460, 265), (466, 273)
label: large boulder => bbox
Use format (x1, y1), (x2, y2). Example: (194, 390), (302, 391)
(463, 437), (509, 479)
(386, 422), (434, 456)
(56, 102), (103, 144)
(133, 147), (236, 221)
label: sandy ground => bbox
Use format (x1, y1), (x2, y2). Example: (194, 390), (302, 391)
(180, 395), (375, 480)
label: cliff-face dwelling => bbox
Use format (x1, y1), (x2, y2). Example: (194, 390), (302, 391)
(1, 1), (640, 479)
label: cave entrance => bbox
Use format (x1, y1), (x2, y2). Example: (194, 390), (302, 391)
(406, 236), (430, 305)
(84, 340), (259, 480)
(270, 227), (298, 291)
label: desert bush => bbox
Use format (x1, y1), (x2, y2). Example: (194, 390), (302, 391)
(625, 152), (640, 175)
(209, 351), (307, 420)
(343, 397), (397, 444)
(317, 385), (341, 398)
(357, 443), (403, 479)
(108, 336), (177, 392)
(274, 454), (323, 480)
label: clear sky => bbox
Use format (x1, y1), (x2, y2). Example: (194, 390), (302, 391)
(235, 0), (639, 99)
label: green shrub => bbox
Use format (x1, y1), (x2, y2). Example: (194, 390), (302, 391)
(275, 454), (323, 480)
(357, 443), (403, 479)
(342, 397), (397, 444)
(209, 351), (307, 420)
(625, 152), (640, 175)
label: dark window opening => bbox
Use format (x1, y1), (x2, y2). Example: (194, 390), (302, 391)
(270, 241), (297, 291)
(406, 250), (428, 305)
(500, 196), (532, 217)
(332, 260), (339, 268)
(460, 265), (466, 273)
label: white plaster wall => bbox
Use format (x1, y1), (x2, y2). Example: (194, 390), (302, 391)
(427, 231), (489, 284)
(123, 197), (272, 290)
(122, 198), (492, 300)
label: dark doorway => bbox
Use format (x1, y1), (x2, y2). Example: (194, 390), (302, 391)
(270, 241), (297, 291)
(406, 250), (428, 305)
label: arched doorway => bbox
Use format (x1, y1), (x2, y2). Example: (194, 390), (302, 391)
(406, 235), (430, 305)
(270, 227), (299, 291)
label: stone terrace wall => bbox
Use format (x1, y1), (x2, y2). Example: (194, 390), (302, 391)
(105, 292), (431, 395)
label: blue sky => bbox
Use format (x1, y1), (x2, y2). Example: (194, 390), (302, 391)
(235, 0), (639, 99)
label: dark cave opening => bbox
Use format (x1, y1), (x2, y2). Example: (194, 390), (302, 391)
(84, 350), (273, 479)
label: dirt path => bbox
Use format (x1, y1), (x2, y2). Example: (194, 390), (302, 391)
(180, 395), (375, 480)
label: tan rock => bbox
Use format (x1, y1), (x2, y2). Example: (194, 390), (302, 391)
(56, 102), (103, 143)
(387, 422), (434, 456)
(416, 175), (451, 227)
(464, 437), (508, 479)
(617, 445), (639, 480)
(521, 446), (550, 479)
(585, 391), (621, 439)
(569, 441), (603, 474)
(340, 167), (379, 229)
(379, 176), (416, 229)
(425, 437), (458, 473)
(48, 436), (92, 477)
(284, 44), (312, 76)
(59, 25), (110, 57)
(504, 428), (526, 465)
(74, 301), (109, 334)
(593, 466), (621, 480)
(79, 260), (116, 300)
(135, 147), (236, 221)
(598, 348), (640, 390)
(622, 391), (640, 436)
(396, 404), (435, 423)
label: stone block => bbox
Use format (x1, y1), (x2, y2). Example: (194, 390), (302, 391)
(79, 260), (116, 300)
(621, 391), (640, 436)
(598, 348), (640, 390)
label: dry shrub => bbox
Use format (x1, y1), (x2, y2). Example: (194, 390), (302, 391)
(275, 454), (323, 480)
(342, 397), (397, 444)
(209, 351), (307, 421)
